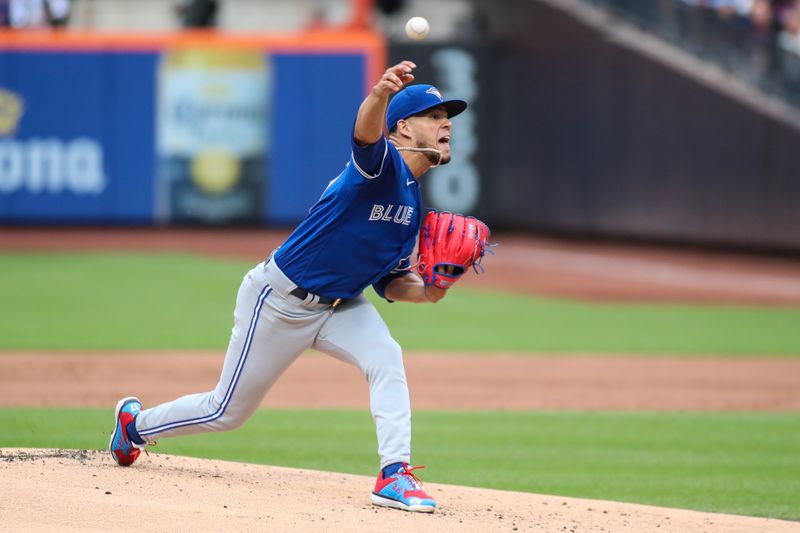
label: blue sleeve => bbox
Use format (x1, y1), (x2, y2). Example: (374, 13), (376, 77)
(351, 123), (390, 179)
(372, 256), (414, 302)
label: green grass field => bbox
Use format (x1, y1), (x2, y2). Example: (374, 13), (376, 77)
(2, 251), (799, 521)
(1, 408), (798, 520)
(2, 251), (800, 354)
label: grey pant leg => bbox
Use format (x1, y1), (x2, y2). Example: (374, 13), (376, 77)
(313, 295), (411, 469)
(135, 264), (330, 441)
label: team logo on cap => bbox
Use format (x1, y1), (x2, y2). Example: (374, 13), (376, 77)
(426, 87), (443, 101)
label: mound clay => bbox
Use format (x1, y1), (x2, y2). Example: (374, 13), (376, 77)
(2, 449), (797, 532)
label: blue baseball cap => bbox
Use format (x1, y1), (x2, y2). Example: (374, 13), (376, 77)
(386, 84), (467, 132)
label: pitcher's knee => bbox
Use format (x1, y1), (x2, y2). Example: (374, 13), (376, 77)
(363, 339), (405, 380)
(204, 396), (255, 432)
(211, 410), (249, 432)
(386, 338), (403, 360)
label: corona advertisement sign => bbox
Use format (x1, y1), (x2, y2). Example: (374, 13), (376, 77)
(0, 31), (383, 224)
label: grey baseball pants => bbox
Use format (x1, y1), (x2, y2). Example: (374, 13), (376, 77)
(134, 259), (412, 468)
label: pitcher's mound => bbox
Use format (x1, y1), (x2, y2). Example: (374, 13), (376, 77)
(1, 449), (794, 532)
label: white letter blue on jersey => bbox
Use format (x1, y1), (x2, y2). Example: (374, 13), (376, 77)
(274, 127), (421, 299)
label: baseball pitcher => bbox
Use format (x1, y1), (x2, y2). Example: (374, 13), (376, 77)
(109, 60), (491, 513)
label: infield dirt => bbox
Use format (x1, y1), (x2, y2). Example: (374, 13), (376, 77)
(2, 352), (800, 411)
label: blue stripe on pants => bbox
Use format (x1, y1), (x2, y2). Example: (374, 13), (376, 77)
(139, 284), (272, 436)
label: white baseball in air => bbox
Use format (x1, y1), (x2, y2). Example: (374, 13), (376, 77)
(405, 16), (430, 40)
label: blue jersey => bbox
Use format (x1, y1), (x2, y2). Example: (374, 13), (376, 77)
(273, 130), (422, 300)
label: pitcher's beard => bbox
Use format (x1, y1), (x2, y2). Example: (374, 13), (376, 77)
(417, 141), (450, 166)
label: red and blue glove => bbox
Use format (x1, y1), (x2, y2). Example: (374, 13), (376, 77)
(417, 210), (492, 289)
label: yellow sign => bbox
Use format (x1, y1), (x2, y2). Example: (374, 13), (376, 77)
(191, 149), (241, 195)
(0, 88), (24, 137)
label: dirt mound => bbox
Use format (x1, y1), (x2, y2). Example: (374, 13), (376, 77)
(2, 448), (796, 532)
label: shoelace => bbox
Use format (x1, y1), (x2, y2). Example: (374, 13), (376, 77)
(400, 464), (426, 488)
(141, 439), (157, 457)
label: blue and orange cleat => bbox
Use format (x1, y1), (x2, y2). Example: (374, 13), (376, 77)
(371, 463), (436, 513)
(108, 396), (144, 466)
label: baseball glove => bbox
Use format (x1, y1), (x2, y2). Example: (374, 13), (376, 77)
(417, 210), (492, 289)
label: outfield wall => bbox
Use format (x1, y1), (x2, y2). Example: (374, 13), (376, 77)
(0, 30), (384, 225)
(4, 3), (800, 254)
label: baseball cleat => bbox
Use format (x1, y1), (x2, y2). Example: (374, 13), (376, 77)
(371, 463), (436, 513)
(109, 396), (145, 466)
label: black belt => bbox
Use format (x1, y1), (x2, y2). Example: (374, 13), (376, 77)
(290, 287), (344, 308)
